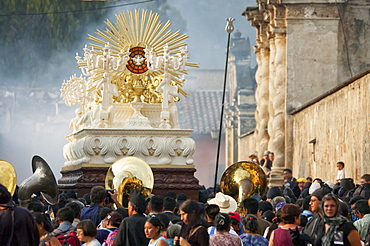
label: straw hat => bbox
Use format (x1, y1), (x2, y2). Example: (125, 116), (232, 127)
(208, 192), (237, 213)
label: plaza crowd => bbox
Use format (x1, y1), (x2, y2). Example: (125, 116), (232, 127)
(1, 166), (370, 246)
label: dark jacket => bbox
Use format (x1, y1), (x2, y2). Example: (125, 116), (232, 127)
(0, 205), (40, 246)
(114, 213), (149, 246)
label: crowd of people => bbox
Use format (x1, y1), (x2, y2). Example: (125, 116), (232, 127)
(1, 168), (370, 246)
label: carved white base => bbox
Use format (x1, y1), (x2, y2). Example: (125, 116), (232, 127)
(124, 103), (153, 129)
(63, 128), (195, 167)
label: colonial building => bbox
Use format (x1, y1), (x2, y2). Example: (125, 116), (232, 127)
(241, 0), (370, 185)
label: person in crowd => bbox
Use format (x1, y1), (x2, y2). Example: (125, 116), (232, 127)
(283, 169), (298, 192)
(209, 213), (241, 246)
(83, 193), (91, 206)
(353, 199), (370, 241)
(58, 193), (69, 209)
(299, 181), (312, 198)
(144, 216), (169, 246)
(306, 177), (313, 182)
(76, 219), (101, 246)
(96, 211), (123, 244)
(114, 189), (149, 246)
(28, 200), (44, 213)
(258, 201), (273, 218)
(260, 151), (272, 174)
(271, 197), (285, 213)
(248, 153), (259, 165)
(33, 212), (62, 246)
(268, 204), (302, 246)
(227, 211), (241, 235)
(242, 198), (271, 236)
(80, 186), (107, 226)
(266, 187), (283, 203)
(353, 174), (370, 199)
(335, 161), (345, 183)
(316, 193), (361, 246)
(156, 213), (170, 239)
(261, 210), (275, 223)
(300, 195), (313, 224)
(303, 186), (331, 239)
(268, 152), (274, 163)
(175, 199), (209, 246)
(52, 206), (76, 235)
(163, 196), (181, 224)
(176, 193), (188, 208)
(149, 195), (164, 217)
(240, 214), (268, 246)
(296, 178), (306, 193)
(97, 207), (113, 229)
(308, 180), (322, 196)
(263, 203), (284, 240)
(205, 204), (220, 234)
(349, 196), (364, 222)
(167, 224), (181, 246)
(65, 201), (83, 227)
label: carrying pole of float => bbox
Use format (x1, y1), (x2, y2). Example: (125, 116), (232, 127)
(214, 18), (235, 195)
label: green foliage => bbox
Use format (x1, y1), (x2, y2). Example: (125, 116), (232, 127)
(0, 0), (108, 87)
(0, 0), (187, 87)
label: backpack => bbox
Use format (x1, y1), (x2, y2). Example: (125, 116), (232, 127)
(103, 229), (119, 246)
(54, 230), (80, 246)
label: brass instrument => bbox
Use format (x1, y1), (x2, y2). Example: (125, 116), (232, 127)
(18, 156), (59, 207)
(0, 160), (17, 195)
(105, 156), (154, 207)
(220, 161), (267, 213)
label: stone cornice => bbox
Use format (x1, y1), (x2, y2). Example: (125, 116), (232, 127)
(67, 128), (194, 141)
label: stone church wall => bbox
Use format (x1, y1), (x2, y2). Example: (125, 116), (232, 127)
(291, 70), (370, 183)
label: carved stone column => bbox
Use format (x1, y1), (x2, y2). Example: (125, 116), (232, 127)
(255, 32), (271, 159)
(268, 4), (287, 187)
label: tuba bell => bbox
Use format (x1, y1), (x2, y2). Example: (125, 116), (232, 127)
(0, 160), (17, 195)
(220, 161), (267, 214)
(105, 156), (154, 207)
(18, 155), (59, 207)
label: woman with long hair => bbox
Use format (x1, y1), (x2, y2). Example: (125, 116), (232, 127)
(144, 216), (169, 246)
(316, 193), (361, 246)
(175, 200), (209, 246)
(240, 214), (268, 246)
(76, 219), (101, 246)
(33, 212), (62, 246)
(209, 213), (241, 246)
(268, 204), (301, 246)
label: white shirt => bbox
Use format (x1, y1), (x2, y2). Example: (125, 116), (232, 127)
(337, 169), (345, 181)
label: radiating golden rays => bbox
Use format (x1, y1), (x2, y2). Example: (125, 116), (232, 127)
(82, 9), (198, 101)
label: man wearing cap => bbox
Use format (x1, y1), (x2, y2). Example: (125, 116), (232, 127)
(114, 189), (149, 246)
(303, 186), (331, 240)
(0, 184), (40, 245)
(242, 198), (271, 236)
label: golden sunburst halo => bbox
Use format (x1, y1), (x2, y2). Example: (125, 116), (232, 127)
(79, 9), (198, 104)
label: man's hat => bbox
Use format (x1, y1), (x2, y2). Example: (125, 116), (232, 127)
(208, 192), (237, 213)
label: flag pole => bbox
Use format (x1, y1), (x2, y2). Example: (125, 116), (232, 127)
(214, 18), (235, 195)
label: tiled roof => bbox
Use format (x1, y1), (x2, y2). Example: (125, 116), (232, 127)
(177, 90), (223, 134)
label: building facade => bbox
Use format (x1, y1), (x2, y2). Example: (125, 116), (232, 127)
(241, 0), (370, 185)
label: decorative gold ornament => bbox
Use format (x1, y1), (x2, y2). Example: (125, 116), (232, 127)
(79, 9), (198, 104)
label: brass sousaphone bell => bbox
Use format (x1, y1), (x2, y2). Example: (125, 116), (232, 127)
(220, 161), (268, 213)
(105, 156), (154, 208)
(0, 160), (17, 195)
(18, 155), (59, 207)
